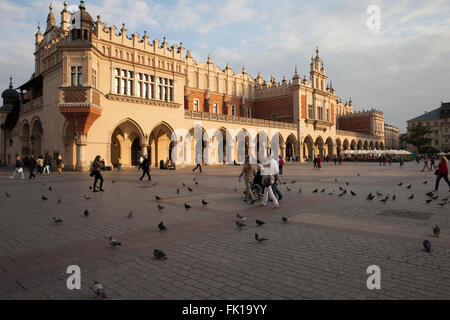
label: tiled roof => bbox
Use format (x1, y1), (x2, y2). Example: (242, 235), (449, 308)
(407, 107), (441, 122)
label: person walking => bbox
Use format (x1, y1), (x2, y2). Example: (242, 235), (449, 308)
(239, 156), (256, 204)
(56, 154), (63, 175)
(43, 153), (52, 175)
(278, 155), (284, 175)
(138, 154), (144, 172)
(10, 155), (25, 179)
(421, 155), (429, 172)
(434, 155), (450, 192)
(260, 156), (279, 208)
(27, 154), (36, 179)
(117, 157), (122, 172)
(90, 155), (105, 192)
(430, 156), (436, 171)
(399, 156), (404, 167)
(313, 156), (318, 170)
(139, 155), (151, 181)
(317, 156), (322, 170)
(192, 153), (202, 173)
(36, 155), (44, 175)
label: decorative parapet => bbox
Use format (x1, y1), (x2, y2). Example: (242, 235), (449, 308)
(184, 110), (298, 130)
(21, 96), (43, 114)
(336, 129), (382, 140)
(105, 94), (181, 109)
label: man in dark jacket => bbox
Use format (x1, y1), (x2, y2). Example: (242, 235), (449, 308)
(28, 154), (36, 179)
(139, 155), (151, 181)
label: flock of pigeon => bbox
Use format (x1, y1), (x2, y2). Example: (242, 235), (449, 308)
(3, 170), (447, 299)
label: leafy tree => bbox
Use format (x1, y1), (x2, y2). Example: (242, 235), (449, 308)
(404, 122), (433, 154)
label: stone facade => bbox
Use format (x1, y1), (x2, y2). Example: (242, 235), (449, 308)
(384, 123), (400, 150)
(1, 2), (386, 169)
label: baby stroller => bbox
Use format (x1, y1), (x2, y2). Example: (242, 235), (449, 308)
(250, 170), (263, 200)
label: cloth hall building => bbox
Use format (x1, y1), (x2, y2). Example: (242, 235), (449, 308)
(0, 1), (387, 170)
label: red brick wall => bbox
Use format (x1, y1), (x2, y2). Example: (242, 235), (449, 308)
(337, 116), (371, 135)
(254, 95), (293, 123)
(301, 95), (307, 119)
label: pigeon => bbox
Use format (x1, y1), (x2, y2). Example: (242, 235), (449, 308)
(158, 221), (167, 231)
(83, 209), (89, 217)
(380, 196), (389, 203)
(312, 189), (318, 193)
(286, 187), (291, 192)
(176, 188), (180, 194)
(338, 191), (345, 197)
(53, 217), (63, 224)
(89, 185), (93, 190)
(433, 225), (440, 237)
(351, 191), (357, 196)
(320, 188), (325, 193)
(282, 216), (288, 223)
(339, 186), (344, 191)
(376, 191), (383, 196)
(153, 249), (167, 260)
(42, 195), (48, 201)
(48, 186), (52, 191)
(188, 187), (193, 192)
(406, 185), (412, 189)
(236, 214), (246, 220)
(112, 180), (117, 184)
(195, 181), (199, 185)
(423, 181), (428, 184)
(442, 197), (449, 202)
(426, 192), (434, 197)
(432, 195), (439, 200)
(5, 192), (10, 198)
(157, 204), (164, 210)
(426, 199), (432, 204)
(423, 240), (431, 253)
(236, 221), (246, 228)
(255, 219), (266, 226)
(408, 194), (414, 200)
(202, 199), (209, 206)
(155, 195), (162, 200)
(255, 233), (268, 242)
(346, 182), (349, 186)
(108, 237), (121, 247)
(182, 182), (186, 187)
(393, 194), (396, 201)
(367, 194), (375, 200)
(328, 192), (334, 195)
(282, 181), (287, 185)
(128, 211), (133, 218)
(184, 203), (191, 209)
(90, 281), (106, 299)
(291, 180), (296, 184)
(84, 195), (91, 200)
(398, 182), (403, 186)
(298, 188), (302, 193)
(438, 202), (447, 207)
(366, 192), (373, 198)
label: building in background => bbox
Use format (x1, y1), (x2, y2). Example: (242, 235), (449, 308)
(384, 123), (399, 150)
(1, 1), (389, 169)
(406, 102), (450, 153)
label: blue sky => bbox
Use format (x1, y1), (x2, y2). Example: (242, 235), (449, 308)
(1, 0), (449, 132)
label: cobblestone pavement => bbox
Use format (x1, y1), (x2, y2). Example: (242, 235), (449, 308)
(1, 161), (450, 300)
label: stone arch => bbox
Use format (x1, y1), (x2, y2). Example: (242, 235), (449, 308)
(375, 141), (380, 150)
(303, 135), (314, 160)
(350, 139), (357, 150)
(363, 140), (368, 150)
(325, 137), (334, 158)
(357, 140), (363, 150)
(188, 125), (209, 165)
(110, 118), (145, 168)
(62, 121), (76, 170)
(21, 120), (30, 157)
(336, 138), (342, 156)
(271, 132), (285, 159)
(236, 128), (252, 163)
(256, 130), (269, 161)
(343, 139), (349, 151)
(286, 134), (297, 160)
(380, 142), (385, 150)
(369, 141), (374, 150)
(217, 127), (233, 164)
(150, 121), (176, 167)
(315, 136), (325, 158)
(30, 117), (43, 156)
